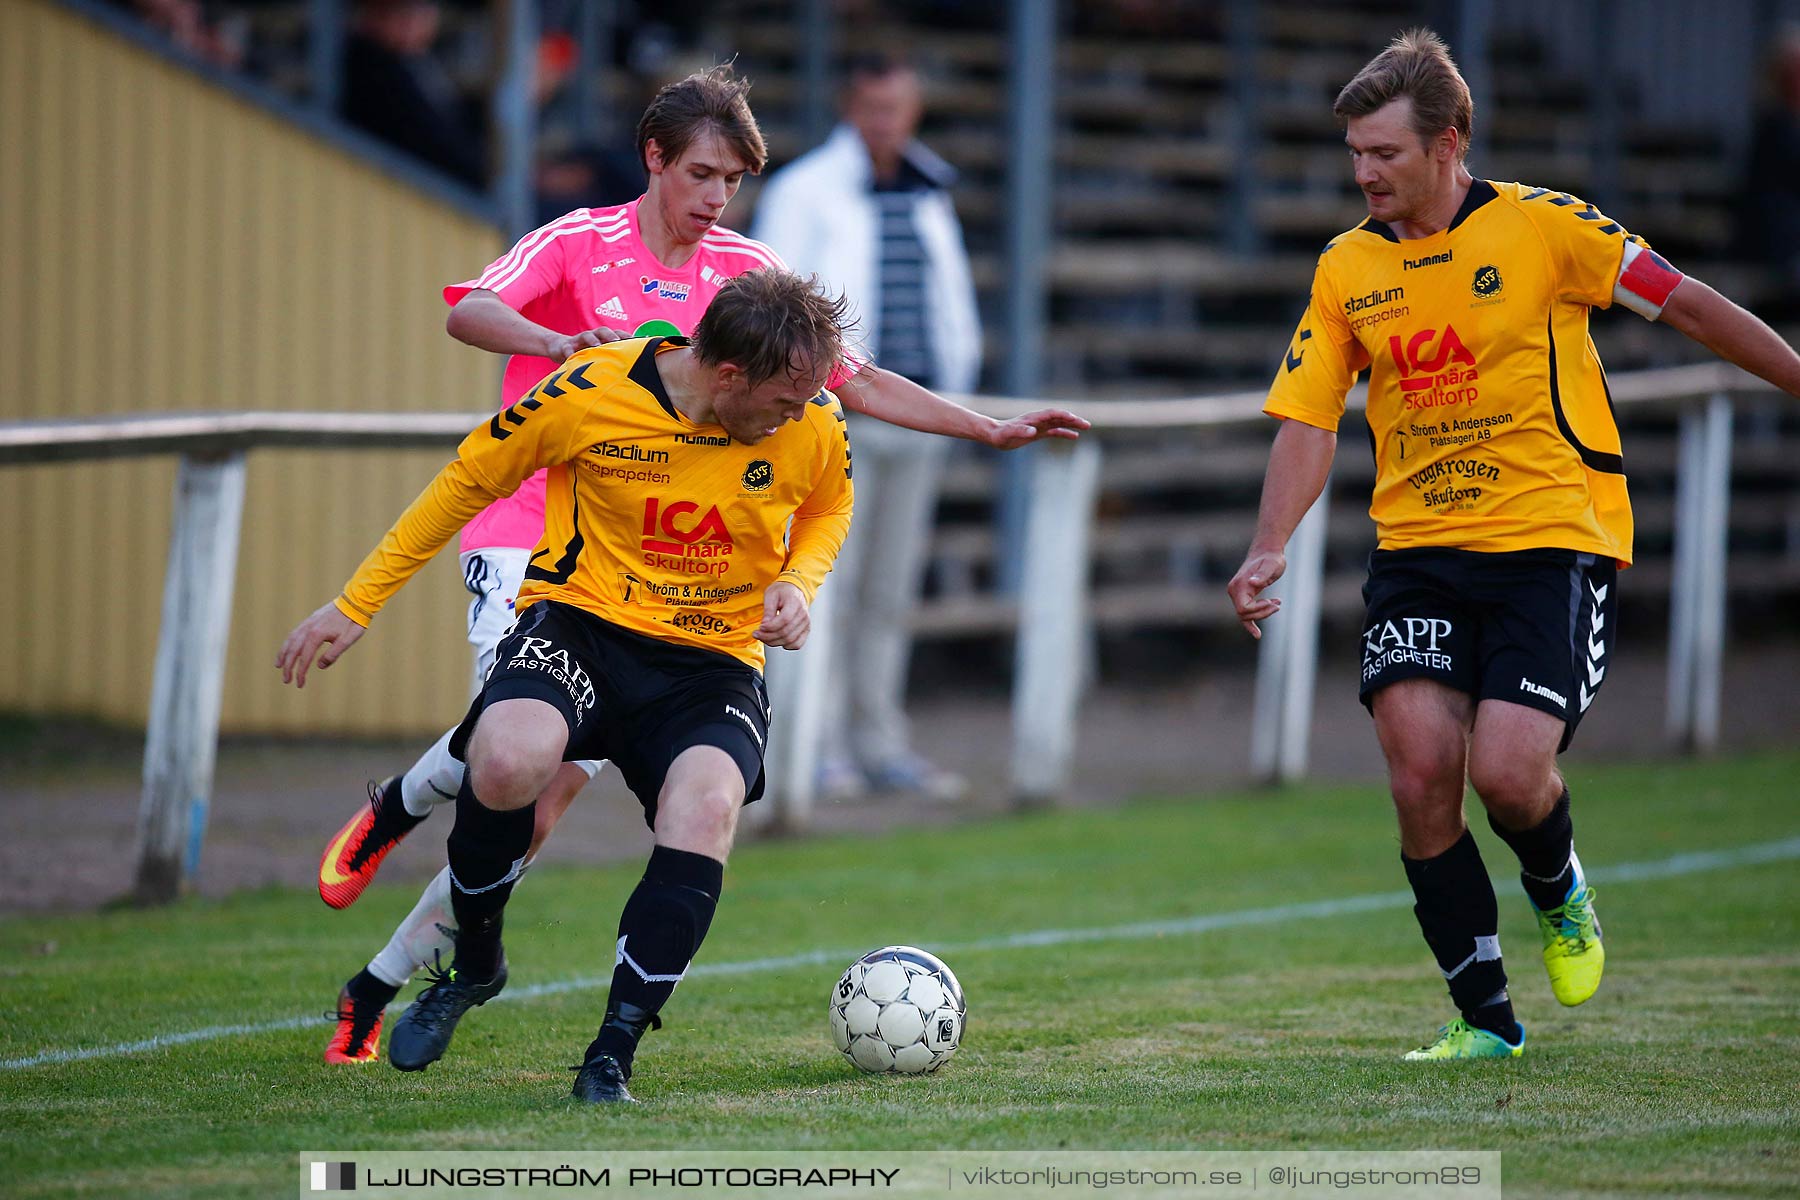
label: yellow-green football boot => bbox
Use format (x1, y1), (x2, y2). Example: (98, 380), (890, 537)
(1403, 1017), (1525, 1061)
(1534, 882), (1604, 1006)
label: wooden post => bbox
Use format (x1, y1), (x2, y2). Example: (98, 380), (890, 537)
(1665, 403), (1702, 742)
(1665, 394), (1733, 752)
(757, 583), (836, 834)
(1250, 486), (1329, 784)
(491, 0), (538, 237)
(135, 451), (247, 904)
(1010, 440), (1102, 804)
(1692, 394), (1734, 751)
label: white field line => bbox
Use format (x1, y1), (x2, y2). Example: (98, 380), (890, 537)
(6, 834), (1798, 1072)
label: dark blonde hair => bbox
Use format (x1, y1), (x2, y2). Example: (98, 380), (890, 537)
(1333, 28), (1474, 160)
(636, 64), (769, 175)
(691, 269), (851, 387)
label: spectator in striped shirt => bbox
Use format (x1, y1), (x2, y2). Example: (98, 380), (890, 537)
(753, 52), (984, 803)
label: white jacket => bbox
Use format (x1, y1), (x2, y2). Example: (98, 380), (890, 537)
(752, 124), (983, 395)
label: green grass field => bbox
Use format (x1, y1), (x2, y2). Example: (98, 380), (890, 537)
(3, 753), (1797, 1198)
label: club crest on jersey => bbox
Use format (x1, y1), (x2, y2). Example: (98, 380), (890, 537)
(1472, 265), (1504, 298)
(640, 276), (692, 301)
(741, 460), (774, 492)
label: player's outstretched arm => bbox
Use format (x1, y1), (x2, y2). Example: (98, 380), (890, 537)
(276, 448), (531, 689)
(1226, 418), (1337, 640)
(839, 363), (1091, 449)
(447, 289), (631, 362)
(1659, 277), (1800, 398)
(276, 601), (366, 689)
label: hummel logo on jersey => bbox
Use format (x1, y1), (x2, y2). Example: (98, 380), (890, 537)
(1520, 677), (1568, 708)
(1404, 250), (1452, 270)
(597, 296), (628, 321)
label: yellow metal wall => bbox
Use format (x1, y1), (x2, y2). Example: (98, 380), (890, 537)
(0, 0), (509, 736)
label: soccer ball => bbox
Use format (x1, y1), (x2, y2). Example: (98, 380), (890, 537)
(828, 945), (965, 1074)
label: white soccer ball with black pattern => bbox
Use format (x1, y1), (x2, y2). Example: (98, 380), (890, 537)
(828, 945), (966, 1074)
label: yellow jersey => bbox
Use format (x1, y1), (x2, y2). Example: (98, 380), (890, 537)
(1266, 179), (1671, 565)
(335, 338), (854, 670)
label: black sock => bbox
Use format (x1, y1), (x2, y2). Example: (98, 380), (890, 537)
(345, 967), (400, 1010)
(587, 846), (724, 1074)
(372, 775), (427, 839)
(1489, 788), (1577, 911)
(1403, 830), (1520, 1042)
(445, 777), (534, 981)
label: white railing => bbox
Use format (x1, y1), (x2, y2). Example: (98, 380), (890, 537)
(0, 362), (1780, 902)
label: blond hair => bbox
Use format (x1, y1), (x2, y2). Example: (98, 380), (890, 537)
(691, 269), (851, 387)
(1334, 29), (1474, 160)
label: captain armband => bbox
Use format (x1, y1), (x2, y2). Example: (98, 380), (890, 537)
(1613, 241), (1684, 321)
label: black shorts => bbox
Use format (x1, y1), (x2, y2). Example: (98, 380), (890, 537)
(1358, 548), (1618, 751)
(450, 601), (771, 826)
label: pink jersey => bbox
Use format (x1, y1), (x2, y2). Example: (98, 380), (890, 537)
(445, 200), (791, 552)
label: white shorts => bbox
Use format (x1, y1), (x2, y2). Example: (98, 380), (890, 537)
(460, 547), (533, 692)
(460, 547), (603, 781)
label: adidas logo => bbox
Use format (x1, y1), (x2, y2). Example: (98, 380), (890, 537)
(597, 296), (628, 321)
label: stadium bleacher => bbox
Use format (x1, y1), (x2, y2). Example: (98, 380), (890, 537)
(717, 3), (1800, 645)
(108, 0), (1800, 648)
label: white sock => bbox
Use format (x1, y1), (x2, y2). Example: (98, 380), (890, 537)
(399, 728), (465, 818)
(368, 867), (456, 988)
(365, 856), (539, 989)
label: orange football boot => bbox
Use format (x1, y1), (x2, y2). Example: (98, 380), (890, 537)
(318, 777), (423, 909)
